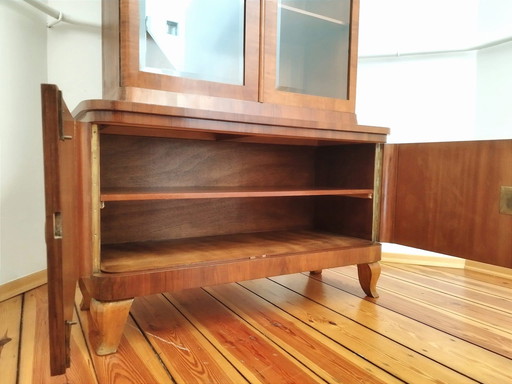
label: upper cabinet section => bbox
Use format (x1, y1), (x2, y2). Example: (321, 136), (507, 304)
(103, 0), (360, 113)
(262, 0), (356, 111)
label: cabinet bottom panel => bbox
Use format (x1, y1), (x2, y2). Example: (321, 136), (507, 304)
(86, 230), (380, 301)
(101, 230), (374, 273)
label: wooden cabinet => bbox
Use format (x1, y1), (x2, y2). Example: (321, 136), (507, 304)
(42, 0), (512, 376)
(103, 0), (358, 115)
(42, 84), (512, 375)
(42, 84), (386, 375)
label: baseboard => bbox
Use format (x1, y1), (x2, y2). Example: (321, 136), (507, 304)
(381, 252), (466, 269)
(465, 260), (512, 280)
(0, 270), (47, 303)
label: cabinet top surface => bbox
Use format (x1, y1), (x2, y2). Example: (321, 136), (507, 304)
(72, 97), (389, 144)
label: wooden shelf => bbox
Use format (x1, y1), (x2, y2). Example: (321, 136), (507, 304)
(101, 187), (374, 202)
(101, 230), (374, 273)
(279, 4), (347, 25)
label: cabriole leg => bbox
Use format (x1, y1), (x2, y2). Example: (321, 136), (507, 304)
(357, 262), (381, 298)
(89, 298), (134, 355)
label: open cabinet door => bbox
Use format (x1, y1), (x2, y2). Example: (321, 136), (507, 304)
(41, 84), (81, 375)
(380, 140), (512, 268)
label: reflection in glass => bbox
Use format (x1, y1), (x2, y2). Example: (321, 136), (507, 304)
(140, 0), (245, 85)
(276, 0), (351, 99)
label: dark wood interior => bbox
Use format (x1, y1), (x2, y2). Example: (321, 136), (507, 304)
(99, 134), (377, 272)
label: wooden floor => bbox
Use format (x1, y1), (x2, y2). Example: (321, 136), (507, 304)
(1, 263), (511, 384)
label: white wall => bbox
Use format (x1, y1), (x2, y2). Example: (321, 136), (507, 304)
(47, 0), (102, 110)
(476, 41), (512, 140)
(0, 1), (48, 285)
(0, 0), (101, 286)
(357, 52), (478, 143)
(357, 0), (512, 143)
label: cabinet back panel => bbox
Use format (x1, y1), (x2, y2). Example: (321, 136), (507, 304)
(315, 144), (376, 188)
(315, 197), (374, 241)
(101, 197), (315, 244)
(100, 134), (316, 189)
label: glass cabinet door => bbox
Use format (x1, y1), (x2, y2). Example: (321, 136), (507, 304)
(115, 0), (260, 101)
(262, 0), (357, 111)
(276, 0), (351, 99)
(141, 0), (245, 85)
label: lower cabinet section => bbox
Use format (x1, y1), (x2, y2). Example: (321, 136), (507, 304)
(75, 132), (383, 356)
(42, 84), (385, 374)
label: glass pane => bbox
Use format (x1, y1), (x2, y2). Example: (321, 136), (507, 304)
(140, 0), (245, 85)
(276, 0), (351, 99)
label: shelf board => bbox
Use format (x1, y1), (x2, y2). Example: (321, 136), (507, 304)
(100, 230), (374, 273)
(279, 4), (347, 25)
(101, 187), (373, 202)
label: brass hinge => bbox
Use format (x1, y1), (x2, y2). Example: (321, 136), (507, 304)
(500, 186), (512, 215)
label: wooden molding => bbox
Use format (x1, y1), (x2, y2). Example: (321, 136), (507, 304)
(382, 252), (466, 269)
(465, 260), (512, 280)
(383, 252), (512, 280)
(0, 270), (47, 303)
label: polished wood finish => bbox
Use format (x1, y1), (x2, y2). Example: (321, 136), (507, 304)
(101, 187), (374, 201)
(42, 82), (385, 372)
(8, 264), (512, 383)
(100, 231), (376, 273)
(41, 84), (82, 375)
(102, 0), (367, 126)
(86, 241), (380, 302)
(73, 98), (389, 141)
(380, 140), (512, 268)
(357, 261), (381, 297)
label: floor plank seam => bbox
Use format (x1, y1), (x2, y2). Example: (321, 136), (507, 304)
(299, 271), (512, 381)
(73, 302), (101, 384)
(160, 291), (253, 384)
(16, 293), (24, 384)
(388, 264), (512, 294)
(127, 309), (178, 384)
(203, 285), (341, 384)
(328, 268), (512, 334)
(243, 277), (411, 382)
(383, 264), (512, 301)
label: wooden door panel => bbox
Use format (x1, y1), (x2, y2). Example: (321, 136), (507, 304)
(41, 84), (81, 375)
(380, 140), (512, 268)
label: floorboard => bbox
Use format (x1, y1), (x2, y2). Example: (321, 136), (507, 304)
(2, 263), (511, 384)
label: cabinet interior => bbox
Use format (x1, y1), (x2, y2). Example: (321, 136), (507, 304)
(98, 133), (377, 273)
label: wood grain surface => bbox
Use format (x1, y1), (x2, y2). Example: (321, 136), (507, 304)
(4, 263), (512, 383)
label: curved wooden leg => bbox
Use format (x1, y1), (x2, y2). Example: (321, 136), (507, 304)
(357, 262), (381, 298)
(89, 298), (134, 355)
(309, 269), (323, 275)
